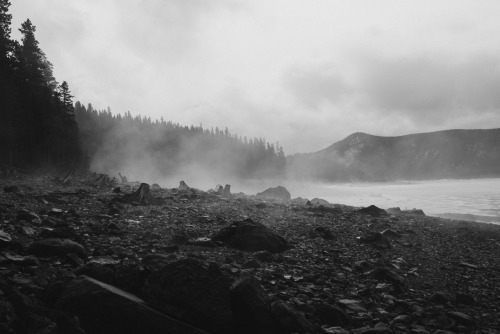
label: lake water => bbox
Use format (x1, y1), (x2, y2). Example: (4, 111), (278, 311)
(286, 178), (500, 224)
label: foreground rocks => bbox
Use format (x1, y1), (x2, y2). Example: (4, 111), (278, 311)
(213, 218), (289, 253)
(0, 176), (499, 333)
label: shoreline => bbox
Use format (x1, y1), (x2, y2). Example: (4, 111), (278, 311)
(0, 175), (499, 332)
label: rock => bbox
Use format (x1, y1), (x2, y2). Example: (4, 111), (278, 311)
(353, 326), (393, 334)
(314, 303), (351, 327)
(392, 314), (412, 325)
(314, 226), (336, 240)
(143, 258), (232, 334)
(213, 218), (289, 253)
(368, 267), (404, 287)
(402, 209), (425, 216)
(322, 326), (350, 334)
(358, 205), (388, 217)
(56, 275), (208, 334)
(291, 197), (309, 206)
(48, 208), (64, 217)
(456, 293), (476, 305)
(242, 259), (260, 269)
(76, 263), (116, 285)
(0, 230), (12, 249)
(230, 273), (279, 334)
(16, 209), (41, 224)
(353, 260), (373, 273)
(358, 232), (392, 249)
(28, 238), (87, 259)
(386, 207), (402, 214)
(0, 300), (15, 328)
(3, 186), (22, 194)
(256, 186), (291, 201)
(253, 250), (274, 262)
(447, 311), (475, 326)
(430, 291), (456, 305)
(381, 229), (402, 238)
(311, 198), (330, 205)
(272, 301), (316, 333)
(187, 237), (217, 248)
(459, 261), (479, 269)
(39, 227), (80, 241)
(338, 299), (367, 313)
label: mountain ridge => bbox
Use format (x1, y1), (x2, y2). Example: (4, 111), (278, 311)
(288, 128), (500, 181)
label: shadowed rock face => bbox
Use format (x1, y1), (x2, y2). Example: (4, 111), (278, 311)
(213, 218), (289, 253)
(143, 258), (233, 334)
(56, 275), (208, 334)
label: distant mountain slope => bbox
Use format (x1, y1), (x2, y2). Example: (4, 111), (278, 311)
(287, 129), (500, 181)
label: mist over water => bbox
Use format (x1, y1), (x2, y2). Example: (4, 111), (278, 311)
(287, 178), (500, 224)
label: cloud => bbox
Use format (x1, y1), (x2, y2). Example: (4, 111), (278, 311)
(357, 54), (500, 122)
(283, 63), (351, 109)
(9, 0), (500, 155)
(283, 53), (500, 127)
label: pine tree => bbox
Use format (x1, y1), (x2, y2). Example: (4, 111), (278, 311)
(59, 81), (74, 115)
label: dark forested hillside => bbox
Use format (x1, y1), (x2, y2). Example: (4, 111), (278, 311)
(75, 102), (286, 181)
(288, 129), (500, 181)
(0, 1), (81, 171)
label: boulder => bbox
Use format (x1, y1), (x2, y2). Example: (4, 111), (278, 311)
(311, 198), (330, 205)
(271, 301), (316, 333)
(56, 275), (208, 334)
(213, 218), (289, 253)
(143, 258), (233, 334)
(256, 186), (291, 201)
(28, 238), (87, 259)
(230, 273), (279, 334)
(358, 205), (388, 217)
(314, 303), (351, 327)
(402, 208), (426, 216)
(357, 232), (392, 250)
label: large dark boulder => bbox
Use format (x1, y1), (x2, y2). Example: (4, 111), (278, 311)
(230, 273), (279, 334)
(271, 301), (316, 333)
(56, 275), (207, 334)
(358, 205), (388, 217)
(256, 186), (291, 201)
(213, 219), (289, 253)
(143, 258), (233, 334)
(28, 238), (87, 259)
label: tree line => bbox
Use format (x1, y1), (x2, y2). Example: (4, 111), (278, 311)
(75, 102), (286, 180)
(0, 1), (81, 171)
(0, 1), (286, 179)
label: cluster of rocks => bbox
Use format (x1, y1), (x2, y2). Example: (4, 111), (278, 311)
(0, 177), (499, 333)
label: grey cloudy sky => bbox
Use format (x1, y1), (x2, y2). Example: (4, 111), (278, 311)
(10, 0), (500, 153)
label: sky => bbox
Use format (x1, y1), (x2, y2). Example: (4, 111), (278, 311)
(10, 0), (500, 154)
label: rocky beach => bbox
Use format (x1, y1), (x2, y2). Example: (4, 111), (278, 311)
(0, 174), (499, 333)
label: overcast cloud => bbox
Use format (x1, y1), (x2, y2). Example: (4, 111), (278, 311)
(10, 0), (500, 153)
